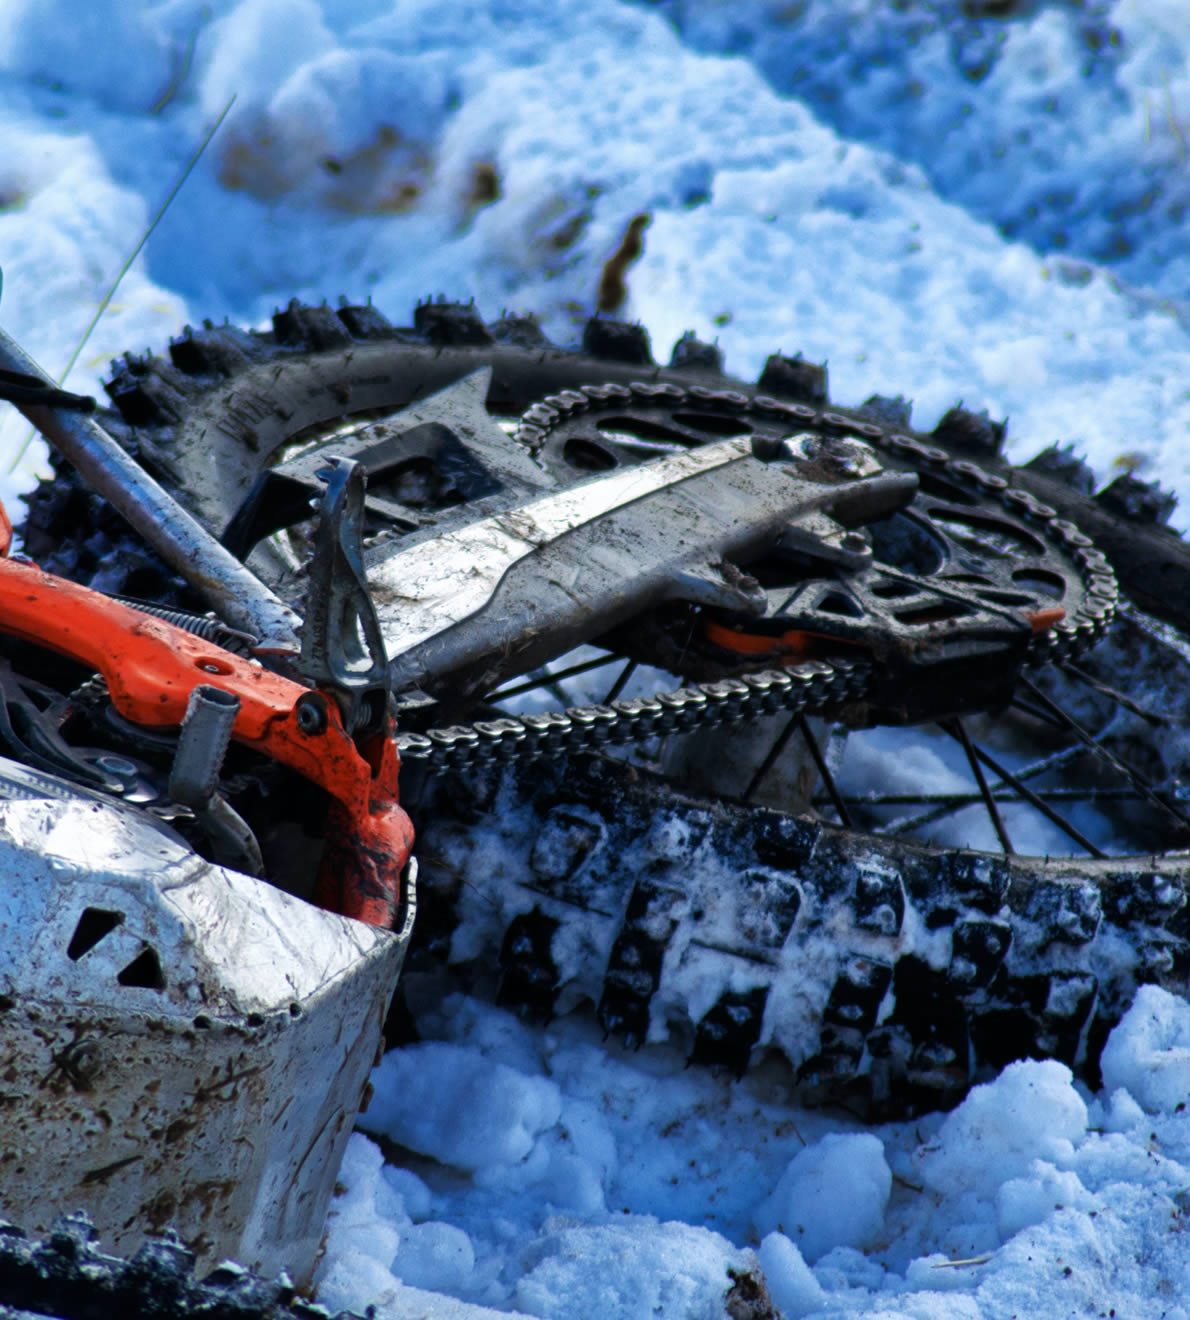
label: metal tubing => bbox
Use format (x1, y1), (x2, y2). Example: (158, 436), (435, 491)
(170, 684), (240, 807)
(0, 324), (301, 654)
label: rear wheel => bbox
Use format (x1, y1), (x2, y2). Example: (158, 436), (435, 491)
(21, 298), (1190, 1114)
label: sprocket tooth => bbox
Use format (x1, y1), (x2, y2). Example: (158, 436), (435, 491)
(756, 352), (828, 405)
(272, 299), (352, 350)
(498, 908), (560, 1020)
(581, 317), (653, 365)
(931, 404), (1006, 456)
(669, 330), (723, 372)
(1022, 442), (1096, 495)
(1095, 472), (1178, 525)
(335, 301), (397, 340)
(413, 300), (493, 346)
(489, 312), (550, 348)
(859, 393), (912, 429)
(689, 986), (768, 1077)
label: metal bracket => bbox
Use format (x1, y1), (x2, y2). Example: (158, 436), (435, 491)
(300, 457), (391, 737)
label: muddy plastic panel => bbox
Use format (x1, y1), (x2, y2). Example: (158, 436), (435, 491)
(0, 758), (409, 1286)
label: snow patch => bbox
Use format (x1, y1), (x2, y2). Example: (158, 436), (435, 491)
(1100, 983), (1190, 1115)
(754, 1131), (892, 1263)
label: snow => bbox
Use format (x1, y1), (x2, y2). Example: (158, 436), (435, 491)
(2, 0), (1190, 1317)
(1100, 983), (1190, 1116)
(912, 1059), (1089, 1201)
(753, 1132), (892, 1263)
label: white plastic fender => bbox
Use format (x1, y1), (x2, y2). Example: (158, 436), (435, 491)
(0, 759), (412, 1285)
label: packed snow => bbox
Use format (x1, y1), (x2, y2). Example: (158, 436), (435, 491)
(1, 0), (1189, 1317)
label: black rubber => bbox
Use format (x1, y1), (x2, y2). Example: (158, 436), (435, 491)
(0, 1214), (362, 1320)
(16, 298), (1190, 1116)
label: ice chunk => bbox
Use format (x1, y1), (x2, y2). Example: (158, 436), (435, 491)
(362, 1042), (562, 1172)
(316, 1247), (400, 1314)
(395, 1221), (476, 1294)
(1099, 984), (1190, 1115)
(996, 1160), (1097, 1239)
(756, 1233), (827, 1319)
(753, 1131), (891, 1263)
(916, 1059), (1087, 1200)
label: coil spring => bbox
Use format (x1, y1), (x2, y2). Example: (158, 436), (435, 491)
(115, 598), (258, 656)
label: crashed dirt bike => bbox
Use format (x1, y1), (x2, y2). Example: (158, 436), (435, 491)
(1, 296), (1188, 1300)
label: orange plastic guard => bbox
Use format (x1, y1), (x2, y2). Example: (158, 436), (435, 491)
(0, 555), (413, 928)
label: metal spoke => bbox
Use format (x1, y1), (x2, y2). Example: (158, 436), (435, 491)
(488, 653), (619, 703)
(1060, 661), (1167, 726)
(940, 718), (1014, 854)
(952, 735), (1106, 858)
(743, 713), (799, 803)
(882, 701), (1125, 838)
(1019, 675), (1190, 832)
(798, 717), (852, 828)
(603, 659), (638, 704)
(819, 787), (1146, 808)
(1009, 696), (1071, 732)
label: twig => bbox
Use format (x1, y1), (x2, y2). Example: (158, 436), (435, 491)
(9, 95), (237, 473)
(1163, 68), (1188, 163)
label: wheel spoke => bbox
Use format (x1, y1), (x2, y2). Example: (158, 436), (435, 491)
(1019, 675), (1190, 833)
(953, 734), (1106, 858)
(940, 717), (1014, 854)
(821, 787), (1146, 807)
(1060, 660), (1168, 726)
(603, 660), (638, 704)
(488, 653), (619, 703)
(1009, 696), (1071, 732)
(798, 717), (852, 828)
(883, 714), (1117, 837)
(743, 713), (799, 803)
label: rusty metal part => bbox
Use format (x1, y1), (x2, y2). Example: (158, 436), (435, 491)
(0, 322), (301, 655)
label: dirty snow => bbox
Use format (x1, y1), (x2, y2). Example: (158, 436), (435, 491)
(2, 0), (1190, 1317)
